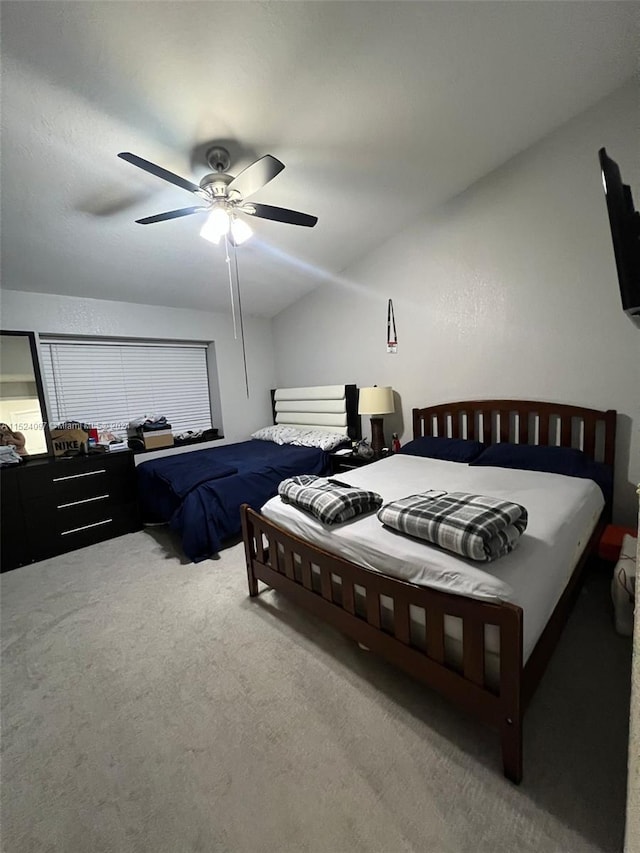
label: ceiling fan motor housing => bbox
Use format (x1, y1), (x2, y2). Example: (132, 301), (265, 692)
(199, 171), (234, 198)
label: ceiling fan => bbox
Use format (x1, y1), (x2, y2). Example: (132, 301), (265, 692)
(117, 146), (318, 245)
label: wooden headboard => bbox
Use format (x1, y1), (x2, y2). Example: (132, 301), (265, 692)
(412, 399), (616, 466)
(270, 384), (361, 441)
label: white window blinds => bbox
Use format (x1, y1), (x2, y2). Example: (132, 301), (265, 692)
(41, 338), (213, 435)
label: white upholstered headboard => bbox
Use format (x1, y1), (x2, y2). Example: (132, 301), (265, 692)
(271, 385), (361, 441)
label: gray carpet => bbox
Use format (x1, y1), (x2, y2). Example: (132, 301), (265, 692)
(1, 528), (632, 853)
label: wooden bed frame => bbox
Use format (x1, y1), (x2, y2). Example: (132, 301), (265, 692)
(241, 400), (616, 783)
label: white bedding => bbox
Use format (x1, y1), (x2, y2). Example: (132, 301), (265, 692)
(261, 454), (604, 663)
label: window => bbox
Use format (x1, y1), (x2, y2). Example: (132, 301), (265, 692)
(41, 338), (213, 435)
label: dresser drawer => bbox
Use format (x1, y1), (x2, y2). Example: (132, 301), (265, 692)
(28, 501), (140, 561)
(19, 454), (135, 502)
(30, 470), (133, 508)
(27, 491), (116, 534)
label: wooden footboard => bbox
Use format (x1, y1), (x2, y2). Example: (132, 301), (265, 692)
(241, 504), (525, 783)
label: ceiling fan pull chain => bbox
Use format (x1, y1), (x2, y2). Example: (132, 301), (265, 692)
(232, 243), (250, 398)
(223, 234), (238, 341)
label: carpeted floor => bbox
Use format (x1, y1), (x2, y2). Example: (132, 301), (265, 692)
(0, 528), (632, 853)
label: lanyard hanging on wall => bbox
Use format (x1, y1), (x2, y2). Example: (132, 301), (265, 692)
(387, 299), (398, 354)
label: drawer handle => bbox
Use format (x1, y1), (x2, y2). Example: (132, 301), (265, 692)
(57, 494), (110, 510)
(61, 518), (113, 536)
(53, 470), (107, 483)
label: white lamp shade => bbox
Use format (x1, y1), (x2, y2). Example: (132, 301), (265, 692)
(358, 386), (395, 415)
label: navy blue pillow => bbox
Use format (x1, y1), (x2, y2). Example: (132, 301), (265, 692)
(580, 460), (614, 505)
(470, 443), (587, 475)
(399, 436), (485, 463)
(471, 442), (613, 502)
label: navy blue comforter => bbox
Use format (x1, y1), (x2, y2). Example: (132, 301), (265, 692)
(137, 440), (329, 562)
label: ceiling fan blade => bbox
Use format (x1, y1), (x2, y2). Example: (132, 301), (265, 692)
(227, 155), (285, 199)
(243, 203), (318, 227)
(135, 206), (207, 225)
(118, 152), (202, 195)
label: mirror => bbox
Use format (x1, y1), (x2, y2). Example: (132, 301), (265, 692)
(0, 331), (52, 458)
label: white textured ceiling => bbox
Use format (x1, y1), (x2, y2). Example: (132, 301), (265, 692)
(1, 1), (637, 318)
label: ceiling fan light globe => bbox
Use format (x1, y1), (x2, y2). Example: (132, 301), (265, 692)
(199, 226), (222, 245)
(230, 217), (253, 245)
(200, 208), (230, 244)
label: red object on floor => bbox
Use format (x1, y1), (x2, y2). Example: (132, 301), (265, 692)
(598, 524), (637, 561)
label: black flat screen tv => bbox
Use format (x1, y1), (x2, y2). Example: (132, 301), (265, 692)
(598, 147), (640, 327)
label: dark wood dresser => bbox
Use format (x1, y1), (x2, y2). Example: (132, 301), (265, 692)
(1, 451), (141, 572)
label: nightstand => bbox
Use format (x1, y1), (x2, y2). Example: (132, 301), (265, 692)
(329, 452), (383, 475)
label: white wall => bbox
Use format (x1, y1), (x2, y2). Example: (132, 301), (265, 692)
(0, 290), (277, 458)
(273, 81), (640, 527)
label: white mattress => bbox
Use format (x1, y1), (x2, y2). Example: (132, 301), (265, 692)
(261, 454), (604, 664)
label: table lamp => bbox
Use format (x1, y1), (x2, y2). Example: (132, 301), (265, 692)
(358, 386), (395, 456)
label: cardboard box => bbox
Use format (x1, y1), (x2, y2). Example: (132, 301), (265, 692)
(127, 423), (172, 437)
(142, 432), (174, 450)
(50, 427), (88, 456)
